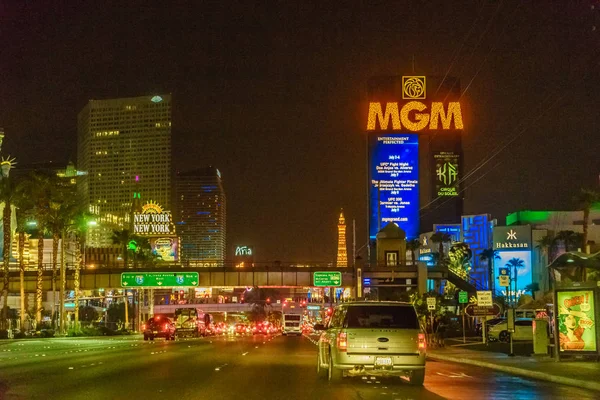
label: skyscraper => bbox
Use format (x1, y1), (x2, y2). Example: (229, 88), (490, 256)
(77, 94), (172, 246)
(336, 210), (348, 267)
(175, 167), (226, 263)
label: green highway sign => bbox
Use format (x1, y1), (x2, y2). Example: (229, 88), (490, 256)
(121, 272), (199, 288)
(458, 291), (468, 304)
(313, 271), (342, 287)
(307, 305), (321, 311)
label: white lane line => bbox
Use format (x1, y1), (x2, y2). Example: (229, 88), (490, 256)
(242, 352), (249, 356)
(214, 363), (228, 371)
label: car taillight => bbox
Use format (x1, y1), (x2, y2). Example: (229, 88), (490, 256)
(418, 333), (426, 351)
(142, 324), (146, 330)
(337, 332), (347, 352)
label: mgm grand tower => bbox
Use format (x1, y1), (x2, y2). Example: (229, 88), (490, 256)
(366, 75), (465, 246)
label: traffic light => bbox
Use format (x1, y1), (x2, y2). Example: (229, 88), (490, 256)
(326, 307), (333, 316)
(300, 300), (307, 307)
(266, 298), (271, 305)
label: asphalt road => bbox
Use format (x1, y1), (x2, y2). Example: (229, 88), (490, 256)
(0, 333), (597, 400)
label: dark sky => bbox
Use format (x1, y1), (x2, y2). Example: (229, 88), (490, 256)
(1, 1), (599, 262)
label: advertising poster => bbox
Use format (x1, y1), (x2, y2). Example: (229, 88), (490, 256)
(433, 152), (460, 197)
(496, 250), (532, 296)
(150, 237), (178, 262)
(557, 290), (597, 352)
(368, 134), (419, 239)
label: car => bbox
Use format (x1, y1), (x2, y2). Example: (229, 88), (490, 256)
(252, 322), (270, 335)
(475, 317), (506, 337)
(234, 323), (248, 336)
(143, 316), (176, 341)
(488, 318), (533, 342)
(315, 301), (426, 385)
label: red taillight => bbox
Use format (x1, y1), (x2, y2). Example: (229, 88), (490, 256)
(142, 324), (146, 330)
(418, 333), (426, 351)
(337, 332), (347, 352)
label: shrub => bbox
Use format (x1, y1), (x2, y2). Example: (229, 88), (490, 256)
(13, 330), (26, 339)
(0, 329), (9, 339)
(39, 329), (55, 338)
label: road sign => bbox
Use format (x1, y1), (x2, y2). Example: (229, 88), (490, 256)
(427, 297), (436, 310)
(499, 267), (510, 276)
(464, 303), (502, 317)
(313, 271), (342, 287)
(307, 305), (321, 311)
(477, 291), (493, 307)
(121, 272), (199, 287)
(499, 275), (510, 287)
(458, 291), (468, 304)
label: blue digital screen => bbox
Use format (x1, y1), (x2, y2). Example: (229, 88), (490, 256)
(369, 134), (419, 239)
(496, 250), (532, 297)
(434, 224), (461, 242)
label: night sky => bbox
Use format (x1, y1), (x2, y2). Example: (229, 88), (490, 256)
(1, 1), (599, 262)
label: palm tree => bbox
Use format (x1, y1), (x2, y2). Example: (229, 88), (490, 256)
(480, 248), (500, 293)
(15, 190), (34, 330)
(406, 238), (421, 265)
(447, 242), (472, 279)
(574, 188), (600, 254)
(112, 229), (133, 268)
(505, 258), (525, 305)
(430, 232), (452, 258)
(25, 172), (53, 324)
(67, 210), (94, 331)
(536, 234), (555, 263)
(0, 175), (19, 326)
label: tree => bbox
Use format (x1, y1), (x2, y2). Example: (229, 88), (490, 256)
(112, 229), (132, 268)
(0, 173), (19, 327)
(430, 232), (452, 257)
(573, 188), (600, 254)
(406, 238), (421, 264)
(536, 234), (555, 263)
(524, 283), (540, 300)
(480, 248), (500, 293)
(554, 230), (583, 253)
(15, 187), (34, 329)
(505, 258), (525, 305)
(447, 242), (472, 280)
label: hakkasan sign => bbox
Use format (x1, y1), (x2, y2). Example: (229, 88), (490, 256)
(556, 289), (598, 354)
(133, 201), (174, 235)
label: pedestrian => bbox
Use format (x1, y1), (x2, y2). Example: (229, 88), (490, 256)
(432, 316), (440, 348)
(436, 316), (447, 347)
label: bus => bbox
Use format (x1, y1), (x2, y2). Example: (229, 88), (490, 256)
(282, 313), (302, 336)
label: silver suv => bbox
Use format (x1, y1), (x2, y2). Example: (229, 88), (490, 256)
(315, 302), (426, 385)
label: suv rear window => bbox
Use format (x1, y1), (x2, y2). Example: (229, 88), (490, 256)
(346, 305), (419, 329)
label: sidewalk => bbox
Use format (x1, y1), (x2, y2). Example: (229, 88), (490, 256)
(427, 341), (600, 392)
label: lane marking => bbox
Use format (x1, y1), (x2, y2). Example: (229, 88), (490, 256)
(242, 352), (249, 356)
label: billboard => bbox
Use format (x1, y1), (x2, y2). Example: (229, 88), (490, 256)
(556, 289), (597, 353)
(493, 225), (532, 250)
(434, 224), (461, 243)
(496, 250), (532, 296)
(368, 134), (419, 239)
(150, 237), (178, 262)
(433, 152), (460, 197)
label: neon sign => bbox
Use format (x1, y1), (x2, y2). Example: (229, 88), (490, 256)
(133, 201), (174, 235)
(367, 101), (464, 131)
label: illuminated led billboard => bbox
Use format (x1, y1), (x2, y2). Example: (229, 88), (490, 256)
(369, 134), (419, 239)
(133, 201), (174, 235)
(434, 152), (460, 197)
(150, 237), (178, 262)
(496, 250), (532, 297)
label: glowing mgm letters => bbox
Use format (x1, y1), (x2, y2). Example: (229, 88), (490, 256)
(367, 101), (464, 131)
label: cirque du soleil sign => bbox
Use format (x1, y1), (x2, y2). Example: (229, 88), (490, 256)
(133, 201), (174, 235)
(366, 76), (464, 132)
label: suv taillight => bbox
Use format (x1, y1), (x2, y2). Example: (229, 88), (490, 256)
(337, 332), (347, 352)
(418, 333), (426, 351)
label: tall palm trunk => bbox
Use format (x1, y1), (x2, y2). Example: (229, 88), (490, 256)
(2, 202), (12, 327)
(59, 229), (66, 334)
(52, 232), (59, 324)
(18, 231), (26, 329)
(583, 207), (590, 254)
(73, 239), (81, 331)
(36, 232), (44, 324)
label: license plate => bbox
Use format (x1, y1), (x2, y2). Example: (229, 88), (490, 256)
(375, 357), (392, 366)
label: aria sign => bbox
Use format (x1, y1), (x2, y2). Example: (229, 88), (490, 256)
(133, 201), (174, 235)
(235, 246), (253, 257)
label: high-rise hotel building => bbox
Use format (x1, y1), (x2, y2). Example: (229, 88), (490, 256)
(77, 95), (172, 246)
(175, 167), (226, 263)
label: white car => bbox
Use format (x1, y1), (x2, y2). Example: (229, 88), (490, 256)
(488, 318), (533, 342)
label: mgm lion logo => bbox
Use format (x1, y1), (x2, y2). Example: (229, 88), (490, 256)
(402, 76), (426, 99)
